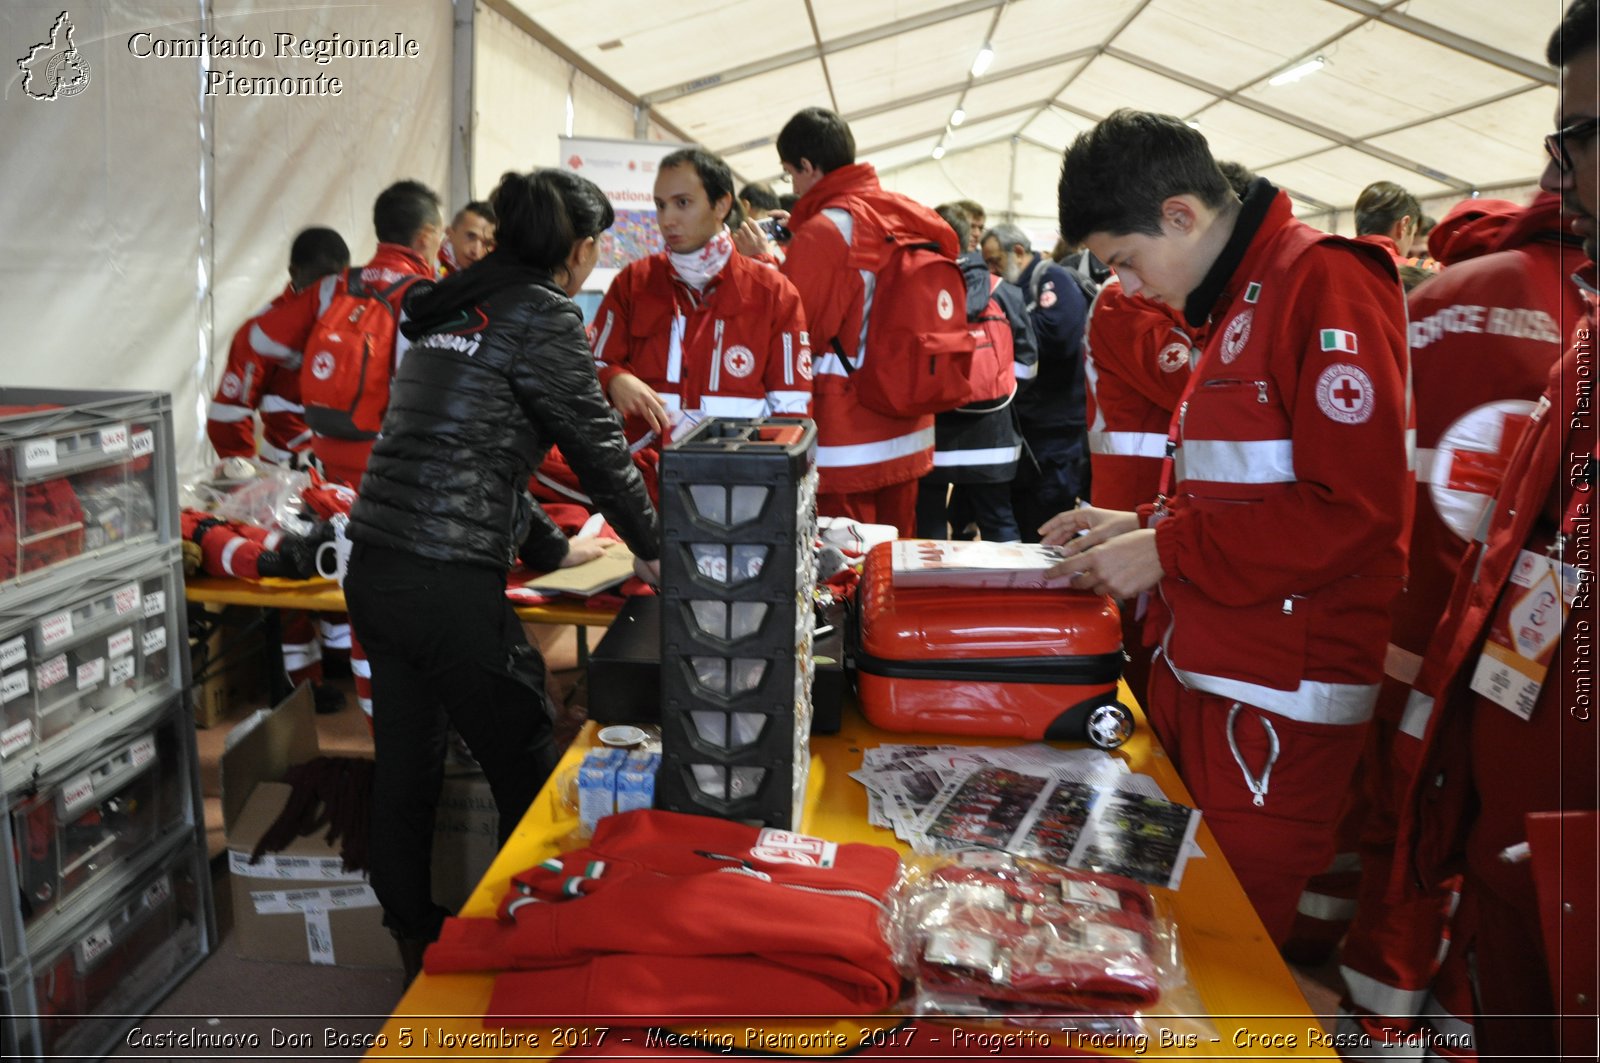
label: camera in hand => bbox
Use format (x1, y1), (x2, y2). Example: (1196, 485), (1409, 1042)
(757, 216), (792, 243)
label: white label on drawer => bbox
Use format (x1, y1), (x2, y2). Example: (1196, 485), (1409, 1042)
(22, 437), (58, 470)
(113, 583), (141, 616)
(0, 636), (25, 671)
(109, 656), (135, 684)
(40, 610), (74, 648)
(62, 773), (97, 816)
(130, 428), (155, 458)
(78, 923), (115, 967)
(99, 423), (129, 454)
(37, 654), (69, 689)
(1, 669), (28, 704)
(143, 590), (166, 619)
(141, 627), (167, 655)
(0, 719), (33, 758)
(141, 873), (171, 909)
(76, 656), (105, 690)
(129, 735), (156, 770)
(108, 628), (134, 658)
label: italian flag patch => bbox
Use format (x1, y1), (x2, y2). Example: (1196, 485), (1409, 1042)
(1320, 328), (1358, 354)
(1244, 281), (1262, 304)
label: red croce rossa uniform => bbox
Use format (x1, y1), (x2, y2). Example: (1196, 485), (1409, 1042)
(207, 285), (313, 466)
(590, 250), (811, 450)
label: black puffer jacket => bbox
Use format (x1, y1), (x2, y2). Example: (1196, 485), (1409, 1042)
(348, 254), (659, 569)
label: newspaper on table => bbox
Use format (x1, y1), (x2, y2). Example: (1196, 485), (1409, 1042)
(852, 744), (1203, 891)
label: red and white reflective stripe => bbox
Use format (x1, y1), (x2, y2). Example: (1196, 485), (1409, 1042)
(765, 389), (810, 414)
(1176, 437), (1296, 485)
(259, 394), (304, 414)
(219, 536), (248, 577)
(281, 641), (322, 671)
(1405, 427), (1417, 472)
(1340, 966), (1430, 1020)
(932, 444), (1021, 468)
(207, 401), (253, 423)
(592, 309), (616, 363)
(1088, 429), (1168, 458)
(1013, 359), (1037, 381)
(1385, 643), (1424, 685)
(1166, 658), (1379, 725)
(534, 470), (592, 505)
(319, 620), (351, 650)
(1398, 688), (1434, 739)
(1296, 890), (1359, 921)
(249, 322), (300, 366)
(258, 438), (295, 466)
(815, 426), (934, 470)
(262, 530), (284, 549)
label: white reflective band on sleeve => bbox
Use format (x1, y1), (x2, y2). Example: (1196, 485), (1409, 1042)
(783, 333), (794, 386)
(358, 696), (373, 718)
(701, 395), (767, 418)
(932, 444), (1022, 467)
(534, 471), (593, 505)
(1176, 438), (1296, 485)
(258, 439), (294, 466)
(593, 309), (615, 361)
(1325, 850), (1362, 874)
(207, 402), (253, 423)
(281, 642), (322, 671)
(1398, 689), (1435, 739)
(1088, 430), (1168, 458)
(1166, 661), (1378, 725)
(1385, 643), (1424, 684)
(1415, 447), (1439, 484)
(1405, 427), (1416, 472)
(1013, 360), (1037, 381)
(813, 351), (851, 378)
(259, 394), (304, 414)
(764, 390), (811, 414)
(263, 531), (283, 549)
(219, 536), (248, 577)
(1296, 890), (1359, 921)
(249, 322), (299, 365)
(1340, 966), (1429, 1019)
(816, 427), (935, 469)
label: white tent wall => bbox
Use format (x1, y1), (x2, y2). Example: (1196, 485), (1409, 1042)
(0, 0), (452, 477)
(880, 138), (1066, 245)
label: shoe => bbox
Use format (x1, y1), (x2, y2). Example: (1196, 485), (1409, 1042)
(312, 681), (345, 715)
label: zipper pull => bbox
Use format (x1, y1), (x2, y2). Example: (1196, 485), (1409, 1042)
(1255, 382), (1269, 404)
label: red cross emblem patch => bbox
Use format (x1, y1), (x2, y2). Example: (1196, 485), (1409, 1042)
(1315, 363), (1374, 424)
(723, 344), (756, 378)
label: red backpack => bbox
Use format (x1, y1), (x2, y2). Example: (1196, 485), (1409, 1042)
(300, 269), (418, 440)
(834, 234), (977, 417)
(960, 274), (1017, 408)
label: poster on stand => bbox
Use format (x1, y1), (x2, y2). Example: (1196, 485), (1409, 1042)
(559, 135), (691, 295)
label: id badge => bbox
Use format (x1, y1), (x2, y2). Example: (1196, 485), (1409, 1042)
(1468, 549), (1573, 720)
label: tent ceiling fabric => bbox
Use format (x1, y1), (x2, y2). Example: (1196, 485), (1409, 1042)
(514, 0), (1559, 217)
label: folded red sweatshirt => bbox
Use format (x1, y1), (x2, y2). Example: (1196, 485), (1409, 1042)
(426, 809), (902, 1020)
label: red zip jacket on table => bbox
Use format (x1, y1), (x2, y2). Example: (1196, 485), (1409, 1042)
(590, 250), (811, 451)
(1136, 185), (1411, 942)
(425, 809), (901, 1020)
(207, 284), (313, 466)
(247, 244), (432, 485)
(780, 163), (956, 508)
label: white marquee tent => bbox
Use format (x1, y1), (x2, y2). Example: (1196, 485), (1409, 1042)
(0, 0), (1567, 472)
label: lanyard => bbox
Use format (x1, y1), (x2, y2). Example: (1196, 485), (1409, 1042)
(1153, 336), (1217, 509)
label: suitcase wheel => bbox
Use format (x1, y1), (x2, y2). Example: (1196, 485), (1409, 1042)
(1046, 696), (1136, 750)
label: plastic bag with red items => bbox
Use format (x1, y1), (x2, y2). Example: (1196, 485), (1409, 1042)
(883, 850), (1215, 1041)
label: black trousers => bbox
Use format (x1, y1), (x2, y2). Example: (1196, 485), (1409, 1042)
(344, 542), (558, 941)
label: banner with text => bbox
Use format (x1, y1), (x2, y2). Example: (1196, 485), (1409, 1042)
(560, 135), (690, 293)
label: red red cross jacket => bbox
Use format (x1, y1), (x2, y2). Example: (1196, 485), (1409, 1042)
(1145, 189), (1412, 724)
(207, 285), (313, 466)
(781, 164), (956, 494)
(590, 251), (811, 447)
(424, 809), (901, 1020)
(1084, 279), (1195, 512)
(1393, 264), (1598, 910)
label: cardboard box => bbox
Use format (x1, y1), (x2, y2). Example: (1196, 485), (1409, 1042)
(221, 685), (500, 968)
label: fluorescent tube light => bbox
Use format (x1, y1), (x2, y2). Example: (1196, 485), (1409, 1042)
(971, 43), (994, 78)
(1268, 56), (1324, 87)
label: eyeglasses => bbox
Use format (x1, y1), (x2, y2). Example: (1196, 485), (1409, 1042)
(1545, 116), (1600, 173)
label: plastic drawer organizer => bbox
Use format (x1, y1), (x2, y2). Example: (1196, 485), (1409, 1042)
(0, 388), (211, 1062)
(656, 417), (819, 829)
(0, 389), (178, 588)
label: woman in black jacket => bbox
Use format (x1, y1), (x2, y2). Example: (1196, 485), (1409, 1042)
(344, 169), (661, 975)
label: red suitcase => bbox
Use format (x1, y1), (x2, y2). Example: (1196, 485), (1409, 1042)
(851, 541), (1134, 747)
